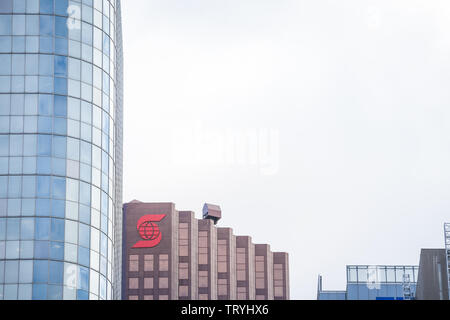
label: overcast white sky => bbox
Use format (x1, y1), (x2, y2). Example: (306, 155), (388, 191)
(121, 0), (450, 299)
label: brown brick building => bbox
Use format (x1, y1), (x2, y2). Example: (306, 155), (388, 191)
(122, 201), (290, 300)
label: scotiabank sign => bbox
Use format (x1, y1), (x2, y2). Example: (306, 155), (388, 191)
(133, 214), (166, 248)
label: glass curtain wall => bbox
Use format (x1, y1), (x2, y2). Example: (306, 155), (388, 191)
(0, 0), (123, 300)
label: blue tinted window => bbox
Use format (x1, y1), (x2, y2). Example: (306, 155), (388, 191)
(9, 135), (22, 156)
(12, 36), (25, 52)
(0, 176), (7, 197)
(0, 54), (11, 75)
(38, 135), (52, 156)
(0, 157), (8, 175)
(102, 71), (109, 95)
(25, 55), (38, 75)
(102, 151), (108, 174)
(54, 95), (67, 117)
(0, 16), (12, 35)
(51, 200), (65, 218)
(22, 199), (35, 217)
(55, 17), (68, 38)
(53, 118), (66, 135)
(39, 37), (53, 54)
(36, 218), (50, 240)
(49, 242), (64, 260)
(36, 157), (52, 174)
(55, 38), (67, 55)
(99, 275), (106, 299)
(11, 94), (25, 115)
(25, 15), (38, 35)
(11, 75), (25, 92)
(81, 63), (92, 85)
(10, 117), (23, 133)
(37, 175), (50, 197)
(80, 123), (91, 142)
(79, 223), (90, 248)
(23, 135), (37, 156)
(0, 36), (12, 52)
(82, 22), (92, 45)
(6, 218), (20, 240)
(67, 138), (79, 161)
(38, 116), (52, 133)
(55, 0), (68, 16)
(8, 176), (21, 197)
(103, 14), (109, 34)
(54, 55), (67, 77)
(40, 0), (54, 15)
(23, 157), (36, 174)
(36, 198), (50, 216)
(32, 284), (47, 300)
(40, 15), (54, 37)
(20, 240), (34, 258)
(79, 246), (90, 267)
(12, 15), (25, 36)
(347, 284), (358, 300)
(78, 163), (90, 183)
(102, 112), (109, 133)
(52, 136), (66, 158)
(78, 266), (89, 291)
(101, 213), (107, 234)
(33, 260), (49, 283)
(77, 290), (89, 300)
(13, 0), (25, 13)
(21, 218), (34, 240)
(101, 191), (108, 215)
(103, 34), (110, 56)
(19, 261), (33, 284)
(79, 182), (90, 206)
(12, 54), (25, 75)
(0, 135), (9, 156)
(79, 205), (90, 224)
(24, 94), (37, 114)
(5, 260), (19, 283)
(100, 256), (107, 276)
(0, 1), (13, 14)
(7, 199), (20, 216)
(52, 157), (65, 176)
(49, 261), (63, 284)
(52, 177), (65, 199)
(50, 218), (64, 241)
(39, 55), (53, 77)
(47, 285), (62, 300)
(26, 36), (39, 52)
(22, 176), (36, 197)
(38, 94), (53, 115)
(0, 219), (5, 240)
(5, 239), (19, 258)
(54, 77), (67, 95)
(358, 285), (369, 300)
(100, 232), (107, 257)
(0, 76), (11, 92)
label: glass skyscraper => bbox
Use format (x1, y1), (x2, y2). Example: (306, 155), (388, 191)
(0, 0), (123, 300)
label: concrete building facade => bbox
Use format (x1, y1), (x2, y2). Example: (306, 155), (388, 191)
(122, 201), (290, 300)
(416, 249), (449, 300)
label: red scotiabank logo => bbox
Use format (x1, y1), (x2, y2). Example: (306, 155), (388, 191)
(133, 214), (166, 248)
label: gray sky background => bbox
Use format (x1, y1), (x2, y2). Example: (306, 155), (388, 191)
(121, 0), (450, 299)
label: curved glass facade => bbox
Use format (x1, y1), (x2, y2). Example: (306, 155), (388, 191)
(0, 0), (123, 300)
